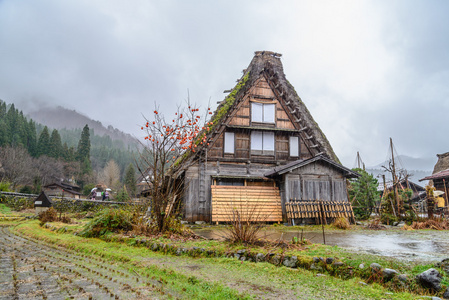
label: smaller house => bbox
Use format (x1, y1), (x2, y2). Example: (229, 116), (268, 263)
(34, 191), (53, 214)
(43, 182), (82, 199)
(420, 169), (449, 207)
(378, 179), (426, 203)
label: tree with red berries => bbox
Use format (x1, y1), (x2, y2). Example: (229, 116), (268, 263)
(137, 102), (213, 233)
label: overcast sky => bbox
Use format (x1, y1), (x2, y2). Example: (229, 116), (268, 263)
(0, 0), (447, 168)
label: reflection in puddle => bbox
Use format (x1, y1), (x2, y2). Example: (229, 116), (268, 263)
(193, 228), (449, 263)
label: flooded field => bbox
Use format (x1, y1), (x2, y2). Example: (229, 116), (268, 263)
(193, 227), (449, 263)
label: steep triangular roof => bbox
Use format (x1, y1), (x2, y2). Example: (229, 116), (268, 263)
(34, 191), (53, 207)
(181, 51), (339, 167)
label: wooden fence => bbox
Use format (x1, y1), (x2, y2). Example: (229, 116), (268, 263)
(285, 200), (355, 225)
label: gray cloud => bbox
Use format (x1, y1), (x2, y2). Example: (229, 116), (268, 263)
(0, 0), (447, 169)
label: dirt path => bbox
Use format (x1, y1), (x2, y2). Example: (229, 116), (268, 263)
(0, 226), (175, 299)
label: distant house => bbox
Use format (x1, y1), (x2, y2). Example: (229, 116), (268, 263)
(42, 182), (82, 199)
(378, 179), (426, 203)
(34, 191), (53, 214)
(177, 51), (359, 223)
(420, 169), (449, 206)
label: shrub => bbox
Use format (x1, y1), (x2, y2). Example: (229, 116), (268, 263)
(333, 217), (350, 230)
(39, 207), (58, 225)
(2, 196), (34, 211)
(0, 181), (12, 192)
(19, 185), (33, 194)
(59, 214), (72, 224)
(79, 208), (133, 238)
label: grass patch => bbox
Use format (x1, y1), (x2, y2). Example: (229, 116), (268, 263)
(0, 203), (12, 215)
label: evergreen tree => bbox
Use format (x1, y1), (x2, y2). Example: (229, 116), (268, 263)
(0, 101), (6, 119)
(37, 126), (51, 157)
(26, 120), (38, 157)
(62, 143), (77, 162)
(0, 119), (7, 147)
(49, 129), (63, 158)
(124, 163), (137, 197)
(348, 168), (379, 220)
(5, 104), (17, 145)
(77, 125), (91, 173)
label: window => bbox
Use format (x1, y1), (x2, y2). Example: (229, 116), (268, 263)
(251, 102), (275, 123)
(289, 136), (299, 157)
(251, 131), (274, 155)
(224, 132), (234, 154)
(216, 178), (244, 186)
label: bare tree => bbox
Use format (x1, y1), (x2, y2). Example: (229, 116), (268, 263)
(101, 159), (121, 190)
(0, 146), (33, 189)
(33, 155), (64, 186)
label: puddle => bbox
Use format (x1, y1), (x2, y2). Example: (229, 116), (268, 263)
(193, 227), (449, 263)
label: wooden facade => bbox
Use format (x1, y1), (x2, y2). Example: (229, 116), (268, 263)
(181, 51), (358, 223)
(42, 182), (82, 199)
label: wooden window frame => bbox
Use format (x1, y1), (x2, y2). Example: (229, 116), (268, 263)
(224, 132), (235, 154)
(289, 136), (300, 157)
(251, 102), (276, 124)
(251, 131), (275, 156)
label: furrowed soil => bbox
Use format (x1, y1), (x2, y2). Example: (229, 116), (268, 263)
(0, 225), (173, 300)
(0, 222), (418, 300)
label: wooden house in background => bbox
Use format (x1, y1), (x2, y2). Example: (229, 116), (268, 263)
(180, 51), (358, 224)
(42, 182), (82, 199)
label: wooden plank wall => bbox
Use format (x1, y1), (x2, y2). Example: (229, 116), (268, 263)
(211, 185), (282, 223)
(285, 200), (355, 224)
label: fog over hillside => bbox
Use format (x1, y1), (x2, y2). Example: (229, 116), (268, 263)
(24, 103), (140, 149)
(363, 154), (437, 185)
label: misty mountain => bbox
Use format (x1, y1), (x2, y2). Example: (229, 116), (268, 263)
(364, 168), (431, 185)
(26, 105), (139, 149)
(368, 155), (436, 172)
(364, 155), (437, 185)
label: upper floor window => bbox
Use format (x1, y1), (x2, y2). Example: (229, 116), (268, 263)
(251, 131), (274, 155)
(224, 132), (235, 154)
(289, 136), (299, 157)
(251, 102), (275, 123)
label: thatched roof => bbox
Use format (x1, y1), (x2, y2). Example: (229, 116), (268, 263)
(432, 152), (449, 175)
(181, 51), (339, 166)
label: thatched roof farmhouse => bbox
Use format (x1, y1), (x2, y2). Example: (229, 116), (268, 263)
(179, 51), (358, 223)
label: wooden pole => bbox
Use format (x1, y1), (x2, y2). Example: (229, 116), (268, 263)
(390, 138), (400, 217)
(320, 201), (326, 244)
(443, 178), (449, 206)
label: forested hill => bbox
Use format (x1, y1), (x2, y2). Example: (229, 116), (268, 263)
(0, 99), (138, 181)
(26, 105), (139, 149)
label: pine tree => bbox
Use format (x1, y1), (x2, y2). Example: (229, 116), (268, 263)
(5, 104), (17, 145)
(124, 163), (137, 197)
(49, 129), (63, 158)
(0, 101), (6, 119)
(0, 119), (7, 147)
(26, 120), (38, 157)
(37, 126), (51, 157)
(77, 124), (91, 173)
